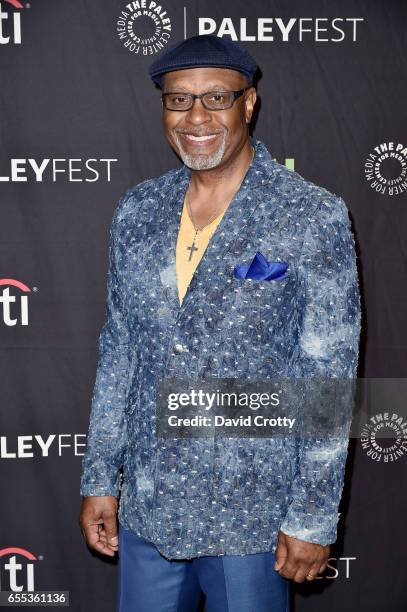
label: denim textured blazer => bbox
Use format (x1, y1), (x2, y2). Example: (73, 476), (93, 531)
(80, 137), (361, 560)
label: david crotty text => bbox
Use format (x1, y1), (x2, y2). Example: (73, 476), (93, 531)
(167, 415), (296, 429)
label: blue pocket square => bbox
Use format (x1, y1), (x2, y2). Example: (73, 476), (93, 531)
(233, 251), (289, 281)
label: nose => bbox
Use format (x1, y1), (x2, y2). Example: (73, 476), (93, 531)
(185, 97), (212, 125)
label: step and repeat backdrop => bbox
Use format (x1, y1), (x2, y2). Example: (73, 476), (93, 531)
(1, 1), (406, 610)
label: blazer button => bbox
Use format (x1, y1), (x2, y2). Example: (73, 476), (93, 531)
(173, 343), (185, 354)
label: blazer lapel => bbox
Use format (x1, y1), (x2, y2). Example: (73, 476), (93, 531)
(153, 164), (191, 314)
(154, 138), (277, 316)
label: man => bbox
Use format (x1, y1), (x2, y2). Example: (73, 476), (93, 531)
(79, 35), (361, 611)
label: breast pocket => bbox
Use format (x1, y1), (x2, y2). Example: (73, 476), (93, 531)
(230, 273), (292, 308)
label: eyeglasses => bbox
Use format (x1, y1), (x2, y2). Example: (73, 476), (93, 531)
(161, 88), (250, 111)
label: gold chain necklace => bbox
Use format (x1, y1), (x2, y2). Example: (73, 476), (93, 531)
(185, 145), (255, 262)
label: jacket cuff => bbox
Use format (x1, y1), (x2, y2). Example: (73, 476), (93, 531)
(80, 483), (120, 497)
(280, 505), (339, 546)
(80, 470), (121, 497)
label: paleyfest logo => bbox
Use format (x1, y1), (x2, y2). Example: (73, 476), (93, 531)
(117, 1), (172, 55)
(364, 142), (407, 196)
(360, 412), (407, 463)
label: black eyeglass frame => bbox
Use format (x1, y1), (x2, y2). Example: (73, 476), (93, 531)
(161, 87), (251, 111)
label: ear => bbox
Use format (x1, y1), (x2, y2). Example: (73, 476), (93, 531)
(245, 87), (257, 123)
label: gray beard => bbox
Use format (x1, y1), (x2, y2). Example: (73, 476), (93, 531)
(173, 131), (227, 170)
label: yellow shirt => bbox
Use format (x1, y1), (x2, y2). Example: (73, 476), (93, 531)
(176, 196), (227, 305)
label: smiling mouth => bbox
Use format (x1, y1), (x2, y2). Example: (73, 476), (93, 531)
(179, 133), (221, 146)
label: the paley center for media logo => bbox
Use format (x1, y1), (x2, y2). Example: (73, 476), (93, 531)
(364, 142), (407, 196)
(117, 1), (172, 55)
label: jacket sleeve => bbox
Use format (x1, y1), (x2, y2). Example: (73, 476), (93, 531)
(80, 189), (136, 497)
(280, 196), (361, 545)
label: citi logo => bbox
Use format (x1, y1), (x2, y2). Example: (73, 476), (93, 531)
(0, 279), (33, 326)
(0, 547), (37, 592)
(0, 0), (25, 46)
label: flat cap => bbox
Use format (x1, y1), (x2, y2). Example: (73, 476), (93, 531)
(148, 34), (258, 89)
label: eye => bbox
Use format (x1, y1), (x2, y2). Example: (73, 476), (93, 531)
(168, 94), (188, 104)
(208, 93), (226, 103)
(165, 94), (190, 105)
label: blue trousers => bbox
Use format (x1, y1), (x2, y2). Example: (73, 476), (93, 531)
(116, 525), (290, 612)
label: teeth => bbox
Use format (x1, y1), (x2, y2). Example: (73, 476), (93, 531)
(184, 134), (218, 141)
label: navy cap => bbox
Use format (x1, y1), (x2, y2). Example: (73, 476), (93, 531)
(148, 34), (258, 89)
